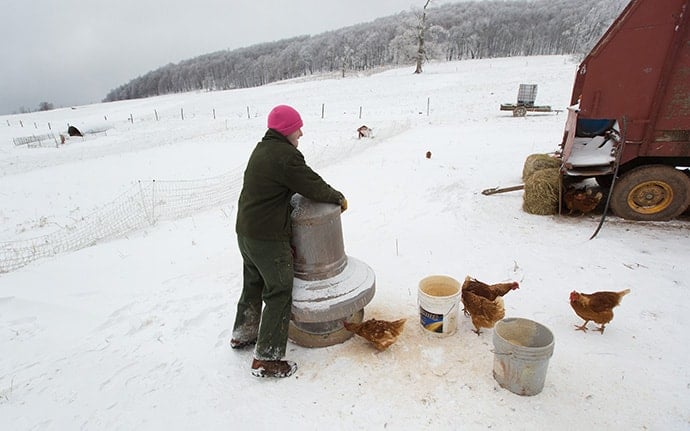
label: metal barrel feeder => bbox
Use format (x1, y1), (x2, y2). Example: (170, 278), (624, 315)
(288, 194), (376, 347)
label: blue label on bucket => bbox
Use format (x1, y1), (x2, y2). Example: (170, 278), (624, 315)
(420, 306), (444, 333)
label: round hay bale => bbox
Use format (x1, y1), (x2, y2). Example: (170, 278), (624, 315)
(523, 167), (561, 215)
(522, 153), (561, 181)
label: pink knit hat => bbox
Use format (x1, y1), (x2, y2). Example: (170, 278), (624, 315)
(267, 105), (303, 136)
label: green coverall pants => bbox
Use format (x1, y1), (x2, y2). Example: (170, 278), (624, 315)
(232, 234), (294, 361)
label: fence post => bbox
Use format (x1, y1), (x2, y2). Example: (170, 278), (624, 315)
(129, 114), (133, 123)
(19, 120), (24, 127)
(321, 104), (325, 119)
(213, 108), (216, 119)
(138, 180), (155, 225)
(151, 179), (156, 224)
(155, 110), (159, 121)
(427, 97), (430, 116)
(181, 108), (184, 120)
(359, 106), (362, 119)
(246, 106), (250, 119)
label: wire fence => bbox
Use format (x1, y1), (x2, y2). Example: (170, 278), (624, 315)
(0, 169), (243, 274)
(12, 133), (59, 148)
(0, 115), (400, 275)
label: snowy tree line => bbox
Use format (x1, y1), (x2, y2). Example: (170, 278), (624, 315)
(103, 0), (628, 103)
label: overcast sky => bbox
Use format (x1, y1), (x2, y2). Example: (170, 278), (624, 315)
(0, 0), (472, 115)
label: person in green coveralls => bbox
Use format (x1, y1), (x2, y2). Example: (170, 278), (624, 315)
(231, 105), (347, 378)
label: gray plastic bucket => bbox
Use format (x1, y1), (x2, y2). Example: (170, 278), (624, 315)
(492, 317), (555, 396)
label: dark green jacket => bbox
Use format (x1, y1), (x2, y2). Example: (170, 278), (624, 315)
(235, 129), (344, 240)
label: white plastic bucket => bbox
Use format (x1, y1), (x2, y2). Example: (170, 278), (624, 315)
(418, 275), (461, 336)
(492, 317), (555, 396)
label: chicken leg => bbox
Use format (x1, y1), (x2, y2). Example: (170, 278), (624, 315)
(574, 320), (590, 332)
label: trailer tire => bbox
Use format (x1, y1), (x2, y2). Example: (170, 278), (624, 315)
(513, 106), (527, 117)
(609, 165), (690, 221)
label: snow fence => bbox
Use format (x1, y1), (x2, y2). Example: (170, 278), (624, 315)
(0, 172), (242, 274)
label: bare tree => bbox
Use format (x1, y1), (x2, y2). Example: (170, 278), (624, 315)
(38, 102), (54, 111)
(414, 0), (432, 74)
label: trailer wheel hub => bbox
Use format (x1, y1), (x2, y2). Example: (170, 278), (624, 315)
(628, 181), (673, 214)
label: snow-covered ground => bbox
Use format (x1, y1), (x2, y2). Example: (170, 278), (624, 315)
(1, 55), (689, 430)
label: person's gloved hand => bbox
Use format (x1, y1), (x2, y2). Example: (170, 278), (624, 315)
(340, 198), (348, 213)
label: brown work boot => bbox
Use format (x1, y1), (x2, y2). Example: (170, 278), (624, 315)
(251, 358), (297, 378)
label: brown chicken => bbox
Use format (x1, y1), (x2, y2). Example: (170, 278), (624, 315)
(570, 289), (631, 334)
(563, 187), (604, 215)
(344, 318), (406, 351)
(461, 276), (520, 335)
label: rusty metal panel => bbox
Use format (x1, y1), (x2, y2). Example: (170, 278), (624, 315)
(571, 0), (690, 148)
(655, 47), (690, 129)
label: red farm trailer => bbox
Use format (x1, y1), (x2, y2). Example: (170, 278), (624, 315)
(558, 0), (690, 221)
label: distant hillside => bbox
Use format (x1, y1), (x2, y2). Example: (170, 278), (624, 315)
(103, 0), (627, 103)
